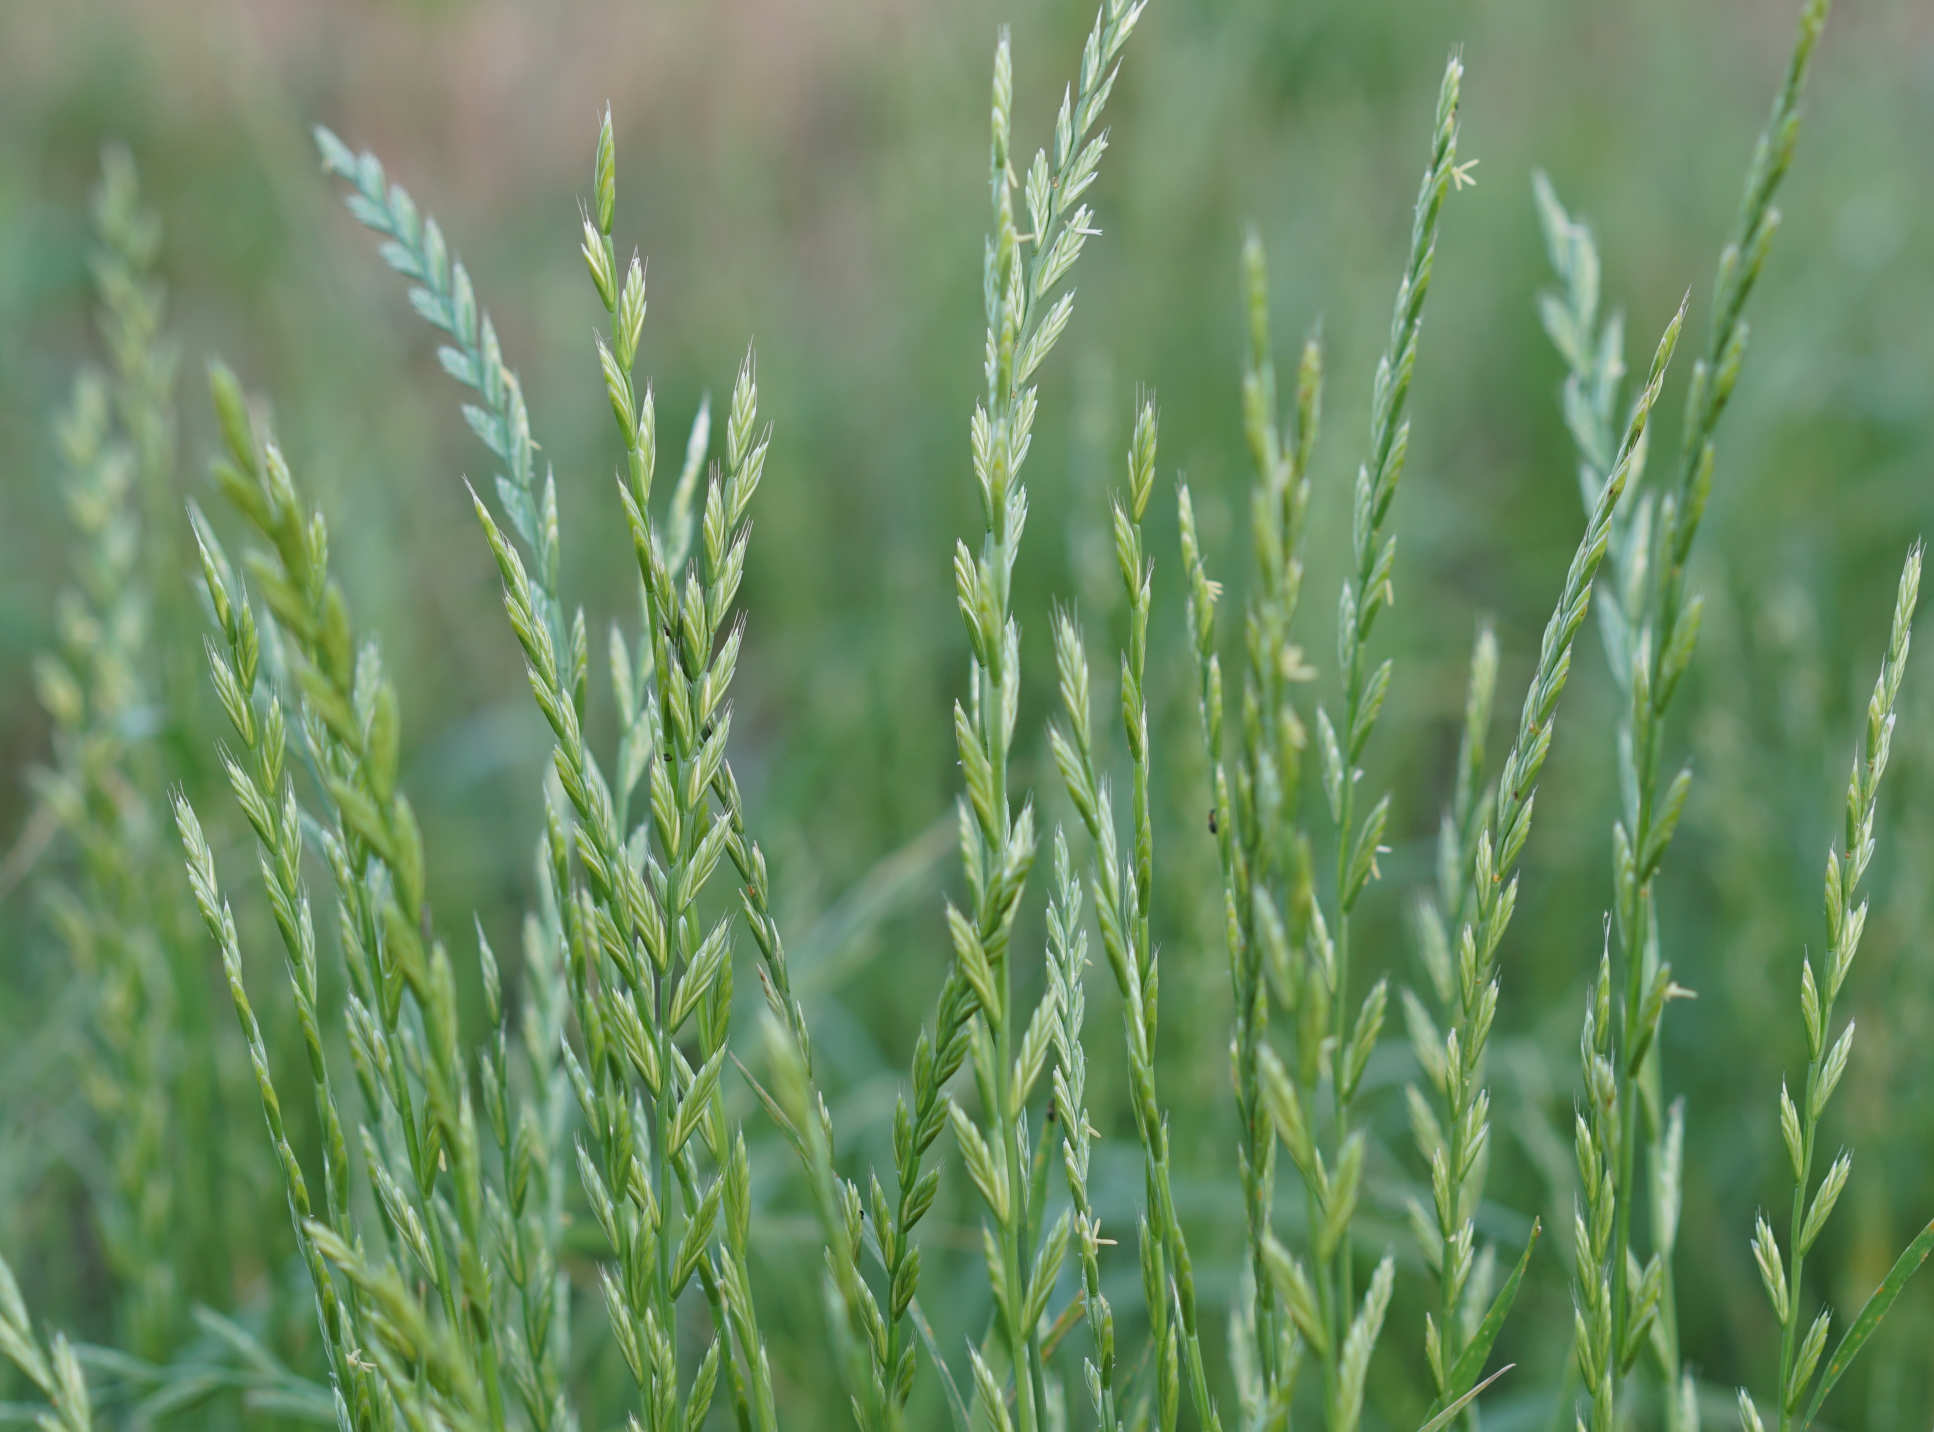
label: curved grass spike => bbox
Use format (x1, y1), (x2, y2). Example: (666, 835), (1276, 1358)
(1533, 172), (1689, 1432)
(1530, 4), (1832, 1422)
(41, 359), (186, 1356)
(873, 1), (1145, 1422)
(200, 364), (509, 1427)
(1183, 53), (1461, 1432)
(1738, 544), (1921, 1432)
(315, 127), (571, 678)
(458, 106), (783, 1432)
(1429, 298), (1685, 1429)
(1054, 400), (1220, 1431)
(608, 262), (825, 1409)
(1186, 464), (1359, 1432)
(476, 392), (737, 1426)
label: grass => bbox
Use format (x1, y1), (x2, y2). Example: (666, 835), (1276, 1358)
(4, 0), (1933, 1428)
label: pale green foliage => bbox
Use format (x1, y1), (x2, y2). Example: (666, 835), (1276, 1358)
(13, 2), (1933, 1430)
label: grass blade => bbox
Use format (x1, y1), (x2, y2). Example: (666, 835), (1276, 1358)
(1417, 1363), (1515, 1432)
(1437, 1219), (1540, 1414)
(1800, 1215), (1934, 1426)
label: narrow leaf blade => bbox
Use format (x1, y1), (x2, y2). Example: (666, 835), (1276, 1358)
(1417, 1363), (1515, 1432)
(1802, 1216), (1934, 1426)
(1437, 1219), (1541, 1411)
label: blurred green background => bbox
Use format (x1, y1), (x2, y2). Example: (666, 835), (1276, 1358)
(4, 0), (1933, 1426)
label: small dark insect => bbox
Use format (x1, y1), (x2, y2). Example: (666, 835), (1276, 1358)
(1044, 1095), (1058, 1125)
(1207, 807), (1219, 835)
(661, 720), (720, 763)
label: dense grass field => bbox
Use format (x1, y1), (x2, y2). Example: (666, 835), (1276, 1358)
(4, 1), (1934, 1428)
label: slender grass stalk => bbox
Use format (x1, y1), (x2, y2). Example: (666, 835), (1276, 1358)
(1176, 55), (1465, 1432)
(1610, 13), (1830, 1408)
(88, 148), (179, 599)
(0, 1252), (93, 1432)
(1053, 400), (1220, 1431)
(1225, 235), (1323, 1423)
(1402, 618), (1495, 1396)
(1532, 171), (1687, 1432)
(1186, 467), (1357, 1432)
(1044, 830), (1119, 1429)
(1738, 545), (1920, 1432)
(469, 110), (786, 1432)
(1410, 292), (1670, 1432)
(1531, 6), (1832, 1423)
(875, 3), (1145, 1422)
(591, 120), (842, 1416)
(475, 333), (711, 1431)
(584, 112), (778, 1428)
(1311, 62), (1462, 1413)
(87, 146), (204, 781)
(1177, 238), (1324, 1419)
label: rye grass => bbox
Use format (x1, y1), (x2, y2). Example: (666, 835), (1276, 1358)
(4, 2), (1930, 1430)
